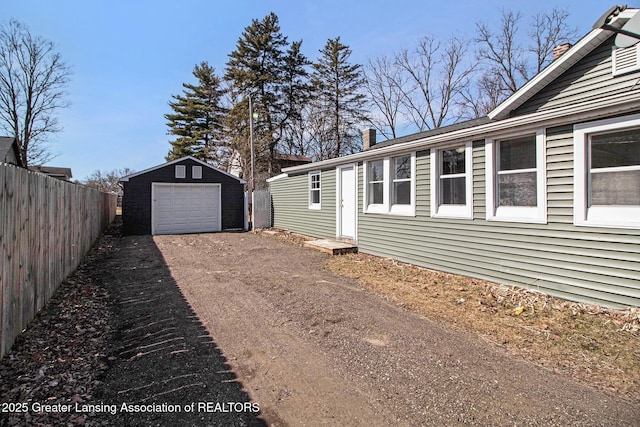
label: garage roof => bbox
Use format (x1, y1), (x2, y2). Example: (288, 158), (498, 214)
(120, 155), (246, 184)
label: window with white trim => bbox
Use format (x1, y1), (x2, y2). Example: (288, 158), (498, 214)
(366, 159), (385, 209)
(497, 136), (537, 207)
(364, 153), (416, 216)
(175, 165), (186, 179)
(486, 130), (546, 223)
(192, 166), (202, 179)
(309, 171), (321, 209)
(574, 115), (640, 228)
(430, 142), (473, 219)
(392, 155), (412, 205)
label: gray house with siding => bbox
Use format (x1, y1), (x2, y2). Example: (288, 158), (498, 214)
(268, 8), (640, 308)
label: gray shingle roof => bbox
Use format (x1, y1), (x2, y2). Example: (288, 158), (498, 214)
(367, 117), (492, 151)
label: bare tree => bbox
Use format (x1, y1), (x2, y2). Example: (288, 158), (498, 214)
(394, 35), (475, 131)
(530, 8), (578, 73)
(475, 10), (527, 95)
(472, 8), (578, 116)
(459, 72), (505, 119)
(84, 168), (135, 194)
(364, 54), (406, 139)
(0, 20), (70, 165)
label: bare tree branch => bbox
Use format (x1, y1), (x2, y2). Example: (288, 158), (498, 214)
(475, 9), (527, 94)
(0, 20), (70, 165)
(364, 54), (405, 139)
(393, 35), (475, 131)
(530, 8), (578, 73)
(471, 7), (578, 117)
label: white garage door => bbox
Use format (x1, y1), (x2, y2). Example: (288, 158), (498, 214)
(152, 183), (221, 235)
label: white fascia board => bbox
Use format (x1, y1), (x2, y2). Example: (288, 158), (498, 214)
(282, 89), (640, 175)
(266, 173), (288, 183)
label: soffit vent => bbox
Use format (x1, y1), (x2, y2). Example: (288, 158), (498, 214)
(613, 44), (640, 76)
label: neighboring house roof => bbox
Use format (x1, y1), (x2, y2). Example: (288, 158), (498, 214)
(275, 153), (312, 163)
(29, 165), (73, 180)
(278, 8), (640, 176)
(0, 136), (24, 167)
(120, 155), (247, 184)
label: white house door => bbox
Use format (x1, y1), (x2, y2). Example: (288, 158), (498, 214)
(338, 165), (356, 239)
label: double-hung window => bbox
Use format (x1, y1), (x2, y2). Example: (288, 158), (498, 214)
(390, 155), (413, 214)
(367, 160), (385, 208)
(574, 115), (640, 228)
(486, 130), (546, 223)
(431, 142), (473, 219)
(364, 153), (416, 215)
(309, 171), (321, 209)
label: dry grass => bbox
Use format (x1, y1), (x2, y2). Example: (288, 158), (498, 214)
(324, 253), (640, 402)
(258, 228), (640, 401)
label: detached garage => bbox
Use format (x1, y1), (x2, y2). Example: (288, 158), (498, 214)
(120, 156), (246, 235)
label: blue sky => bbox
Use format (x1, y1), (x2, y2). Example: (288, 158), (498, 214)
(3, 0), (619, 180)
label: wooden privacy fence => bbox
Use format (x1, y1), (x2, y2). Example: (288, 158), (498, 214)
(0, 163), (117, 358)
(252, 190), (272, 229)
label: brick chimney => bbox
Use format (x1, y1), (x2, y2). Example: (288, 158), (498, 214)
(363, 128), (376, 150)
(553, 43), (572, 60)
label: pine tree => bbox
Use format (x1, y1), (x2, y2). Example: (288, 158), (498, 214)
(165, 62), (227, 164)
(279, 40), (311, 156)
(225, 12), (288, 182)
(310, 37), (367, 159)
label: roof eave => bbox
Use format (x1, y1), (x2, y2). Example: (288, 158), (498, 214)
(120, 155), (246, 184)
(281, 89), (640, 174)
(489, 8), (638, 121)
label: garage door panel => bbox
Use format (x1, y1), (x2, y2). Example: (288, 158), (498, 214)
(152, 184), (221, 235)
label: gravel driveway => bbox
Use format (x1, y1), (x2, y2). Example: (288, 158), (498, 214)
(153, 232), (640, 426)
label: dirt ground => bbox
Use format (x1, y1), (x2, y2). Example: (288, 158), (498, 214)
(156, 231), (639, 426)
(1, 222), (639, 426)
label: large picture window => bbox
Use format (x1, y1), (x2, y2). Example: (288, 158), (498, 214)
(589, 129), (640, 206)
(486, 130), (546, 223)
(574, 115), (640, 228)
(496, 136), (537, 207)
(431, 142), (473, 219)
